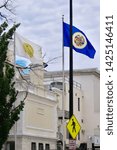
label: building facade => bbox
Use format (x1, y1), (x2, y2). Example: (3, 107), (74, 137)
(44, 68), (100, 149)
(4, 67), (100, 150)
(4, 67), (58, 150)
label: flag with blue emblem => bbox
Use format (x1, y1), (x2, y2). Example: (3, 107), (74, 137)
(63, 22), (96, 59)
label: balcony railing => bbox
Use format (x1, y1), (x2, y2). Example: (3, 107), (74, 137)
(58, 110), (69, 119)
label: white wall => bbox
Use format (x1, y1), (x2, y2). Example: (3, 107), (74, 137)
(23, 93), (57, 139)
(44, 69), (100, 148)
(74, 74), (100, 144)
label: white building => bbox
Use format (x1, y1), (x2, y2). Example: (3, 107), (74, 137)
(4, 66), (58, 150)
(4, 67), (100, 150)
(44, 68), (100, 149)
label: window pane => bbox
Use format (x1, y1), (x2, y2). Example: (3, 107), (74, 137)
(45, 144), (50, 150)
(31, 142), (36, 150)
(78, 98), (80, 111)
(66, 127), (69, 139)
(38, 143), (43, 150)
(78, 131), (80, 140)
(5, 141), (15, 150)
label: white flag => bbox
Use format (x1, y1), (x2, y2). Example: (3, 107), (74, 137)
(8, 32), (43, 65)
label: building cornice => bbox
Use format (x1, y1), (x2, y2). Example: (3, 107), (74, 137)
(44, 68), (100, 78)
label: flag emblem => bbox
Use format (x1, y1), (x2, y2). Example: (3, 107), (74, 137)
(23, 43), (34, 58)
(73, 32), (87, 49)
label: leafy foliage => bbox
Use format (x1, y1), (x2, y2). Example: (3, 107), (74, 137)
(0, 22), (24, 149)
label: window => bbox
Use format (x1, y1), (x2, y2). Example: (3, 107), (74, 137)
(66, 127), (69, 139)
(38, 143), (43, 150)
(78, 98), (80, 111)
(5, 141), (15, 150)
(45, 144), (50, 150)
(31, 142), (36, 150)
(78, 131), (80, 140)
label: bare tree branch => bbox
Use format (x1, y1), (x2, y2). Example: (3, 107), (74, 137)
(0, 0), (16, 21)
(46, 56), (62, 64)
(0, 12), (8, 21)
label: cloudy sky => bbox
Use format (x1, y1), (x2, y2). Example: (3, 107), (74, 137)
(14, 0), (100, 71)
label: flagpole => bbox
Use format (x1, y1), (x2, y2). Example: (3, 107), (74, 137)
(62, 15), (65, 150)
(13, 26), (17, 150)
(69, 0), (73, 140)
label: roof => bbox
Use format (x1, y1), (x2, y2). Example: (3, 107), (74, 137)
(44, 68), (100, 78)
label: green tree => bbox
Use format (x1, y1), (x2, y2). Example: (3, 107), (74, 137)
(0, 22), (24, 149)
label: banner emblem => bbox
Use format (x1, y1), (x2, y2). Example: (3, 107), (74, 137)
(23, 43), (34, 58)
(73, 32), (87, 49)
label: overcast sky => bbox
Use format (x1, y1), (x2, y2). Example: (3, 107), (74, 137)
(14, 0), (100, 71)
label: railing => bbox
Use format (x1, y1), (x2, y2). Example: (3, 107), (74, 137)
(58, 110), (69, 119)
(44, 77), (81, 90)
(65, 77), (81, 89)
